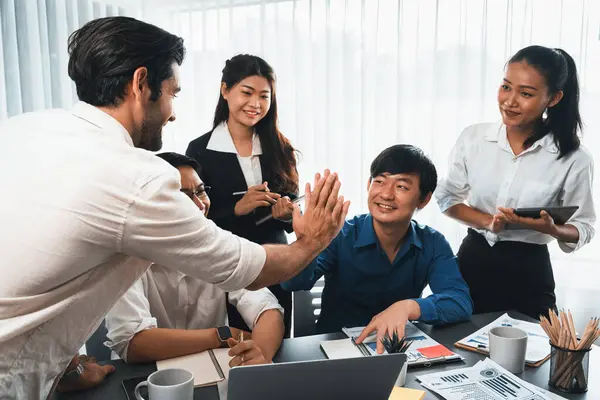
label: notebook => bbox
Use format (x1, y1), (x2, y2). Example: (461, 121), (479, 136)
(320, 322), (463, 367)
(156, 348), (232, 387)
(454, 313), (551, 367)
(388, 386), (426, 400)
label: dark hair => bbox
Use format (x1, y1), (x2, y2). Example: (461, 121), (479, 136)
(213, 54), (298, 194)
(157, 152), (202, 176)
(370, 144), (438, 200)
(508, 45), (581, 158)
(68, 16), (185, 107)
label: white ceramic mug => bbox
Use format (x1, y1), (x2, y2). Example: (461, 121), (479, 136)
(489, 326), (528, 374)
(134, 368), (194, 400)
(394, 361), (408, 387)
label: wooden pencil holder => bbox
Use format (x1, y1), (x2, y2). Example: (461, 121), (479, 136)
(548, 342), (591, 393)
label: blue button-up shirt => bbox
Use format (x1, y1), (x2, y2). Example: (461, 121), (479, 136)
(282, 214), (473, 333)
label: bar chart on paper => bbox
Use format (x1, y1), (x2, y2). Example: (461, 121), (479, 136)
(417, 358), (554, 400)
(479, 372), (537, 398)
(439, 373), (468, 384)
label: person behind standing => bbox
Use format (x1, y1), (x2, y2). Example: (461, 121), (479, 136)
(186, 54), (298, 336)
(435, 45), (595, 319)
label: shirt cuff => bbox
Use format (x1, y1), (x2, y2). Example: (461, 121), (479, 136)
(437, 197), (465, 214)
(233, 288), (285, 329)
(104, 318), (157, 362)
(217, 239), (266, 292)
(252, 305), (285, 329)
(557, 222), (589, 253)
(414, 298), (437, 322)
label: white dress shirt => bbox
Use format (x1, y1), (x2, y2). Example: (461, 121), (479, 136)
(207, 122), (263, 187)
(435, 122), (595, 252)
(104, 265), (283, 361)
(0, 102), (266, 399)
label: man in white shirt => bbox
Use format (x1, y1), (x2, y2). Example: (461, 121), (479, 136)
(0, 17), (349, 399)
(105, 153), (284, 365)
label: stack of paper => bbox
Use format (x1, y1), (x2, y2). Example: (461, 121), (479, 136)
(455, 313), (551, 366)
(417, 358), (553, 400)
(340, 323), (463, 366)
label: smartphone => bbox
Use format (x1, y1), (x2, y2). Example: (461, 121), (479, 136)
(122, 376), (148, 400)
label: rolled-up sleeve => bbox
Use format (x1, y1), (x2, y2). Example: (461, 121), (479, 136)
(121, 171), (266, 292)
(104, 278), (157, 361)
(435, 129), (471, 213)
(558, 153), (596, 253)
(228, 288), (284, 329)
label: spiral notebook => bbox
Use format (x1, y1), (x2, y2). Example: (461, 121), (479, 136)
(156, 348), (232, 387)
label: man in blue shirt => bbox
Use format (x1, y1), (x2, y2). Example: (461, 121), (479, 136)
(283, 145), (473, 353)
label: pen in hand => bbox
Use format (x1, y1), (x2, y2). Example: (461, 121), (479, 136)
(233, 182), (270, 196)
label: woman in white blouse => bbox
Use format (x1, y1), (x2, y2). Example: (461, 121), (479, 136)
(436, 46), (595, 319)
(186, 55), (299, 336)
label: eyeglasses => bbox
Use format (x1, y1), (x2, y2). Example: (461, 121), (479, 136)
(181, 185), (211, 199)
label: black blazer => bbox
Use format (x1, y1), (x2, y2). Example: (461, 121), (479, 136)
(186, 130), (296, 245)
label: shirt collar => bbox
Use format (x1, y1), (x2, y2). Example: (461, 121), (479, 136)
(354, 215), (423, 250)
(70, 101), (134, 147)
(206, 122), (263, 156)
(484, 122), (559, 154)
(535, 133), (560, 154)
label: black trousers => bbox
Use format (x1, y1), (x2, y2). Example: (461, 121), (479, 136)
(457, 229), (556, 320)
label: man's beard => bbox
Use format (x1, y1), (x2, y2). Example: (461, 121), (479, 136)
(138, 117), (163, 151)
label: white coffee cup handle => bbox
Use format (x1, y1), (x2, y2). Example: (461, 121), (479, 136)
(134, 381), (148, 400)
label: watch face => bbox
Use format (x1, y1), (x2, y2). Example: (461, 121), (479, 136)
(217, 326), (232, 341)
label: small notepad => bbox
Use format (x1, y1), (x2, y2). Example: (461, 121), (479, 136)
(320, 338), (364, 359)
(388, 386), (426, 400)
(156, 348), (232, 387)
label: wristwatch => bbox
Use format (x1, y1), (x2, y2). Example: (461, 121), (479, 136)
(216, 326), (233, 345)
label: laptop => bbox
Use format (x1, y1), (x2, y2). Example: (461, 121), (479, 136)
(228, 353), (407, 400)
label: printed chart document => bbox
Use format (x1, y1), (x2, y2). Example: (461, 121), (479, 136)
(417, 358), (553, 400)
(328, 323), (463, 367)
(455, 313), (551, 366)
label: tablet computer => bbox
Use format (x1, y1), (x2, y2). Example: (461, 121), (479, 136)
(513, 206), (579, 225)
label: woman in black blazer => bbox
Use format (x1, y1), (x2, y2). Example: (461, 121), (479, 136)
(186, 54), (298, 337)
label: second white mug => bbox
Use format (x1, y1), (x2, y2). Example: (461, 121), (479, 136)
(134, 368), (194, 400)
(489, 326), (528, 374)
